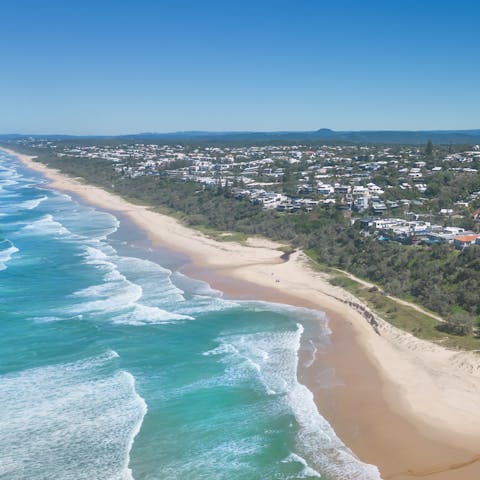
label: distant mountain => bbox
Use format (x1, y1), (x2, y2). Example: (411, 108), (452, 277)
(117, 129), (480, 145)
(2, 129), (480, 145)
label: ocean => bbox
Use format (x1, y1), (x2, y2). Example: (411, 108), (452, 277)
(0, 151), (381, 480)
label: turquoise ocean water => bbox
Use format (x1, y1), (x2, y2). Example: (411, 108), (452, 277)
(0, 151), (381, 480)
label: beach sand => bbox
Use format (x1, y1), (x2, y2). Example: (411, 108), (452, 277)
(5, 147), (480, 480)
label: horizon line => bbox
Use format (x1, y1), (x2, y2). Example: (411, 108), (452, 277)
(2, 127), (480, 137)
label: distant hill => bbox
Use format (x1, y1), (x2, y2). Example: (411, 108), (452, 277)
(2, 129), (480, 145)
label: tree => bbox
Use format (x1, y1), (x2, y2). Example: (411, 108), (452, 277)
(282, 165), (297, 196)
(439, 313), (473, 336)
(425, 140), (434, 158)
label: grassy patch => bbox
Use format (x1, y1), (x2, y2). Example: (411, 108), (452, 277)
(330, 273), (479, 351)
(278, 245), (295, 254)
(194, 225), (250, 244)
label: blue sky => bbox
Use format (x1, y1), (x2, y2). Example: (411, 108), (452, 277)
(0, 0), (479, 134)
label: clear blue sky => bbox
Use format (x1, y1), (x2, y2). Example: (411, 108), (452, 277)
(1, 0), (479, 134)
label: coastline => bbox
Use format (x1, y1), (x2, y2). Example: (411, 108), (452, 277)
(4, 147), (480, 479)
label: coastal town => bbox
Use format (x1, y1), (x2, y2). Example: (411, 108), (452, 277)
(16, 138), (480, 248)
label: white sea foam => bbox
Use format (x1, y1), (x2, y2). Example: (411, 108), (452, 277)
(173, 271), (224, 297)
(18, 195), (48, 210)
(30, 315), (83, 323)
(54, 204), (120, 240)
(122, 372), (147, 480)
(114, 304), (194, 326)
(241, 300), (329, 324)
(0, 242), (19, 271)
(0, 352), (146, 480)
(0, 167), (22, 195)
(114, 255), (186, 307)
(100, 255), (235, 321)
(202, 343), (240, 356)
(73, 246), (194, 324)
(176, 295), (239, 316)
(0, 175), (19, 187)
(282, 453), (322, 478)
(82, 244), (113, 265)
(206, 320), (382, 479)
(19, 214), (70, 237)
(71, 279), (143, 314)
(72, 245), (143, 314)
(56, 191), (73, 202)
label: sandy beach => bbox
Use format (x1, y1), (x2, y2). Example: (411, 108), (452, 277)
(5, 147), (480, 480)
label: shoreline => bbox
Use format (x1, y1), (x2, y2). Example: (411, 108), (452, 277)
(4, 147), (480, 479)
